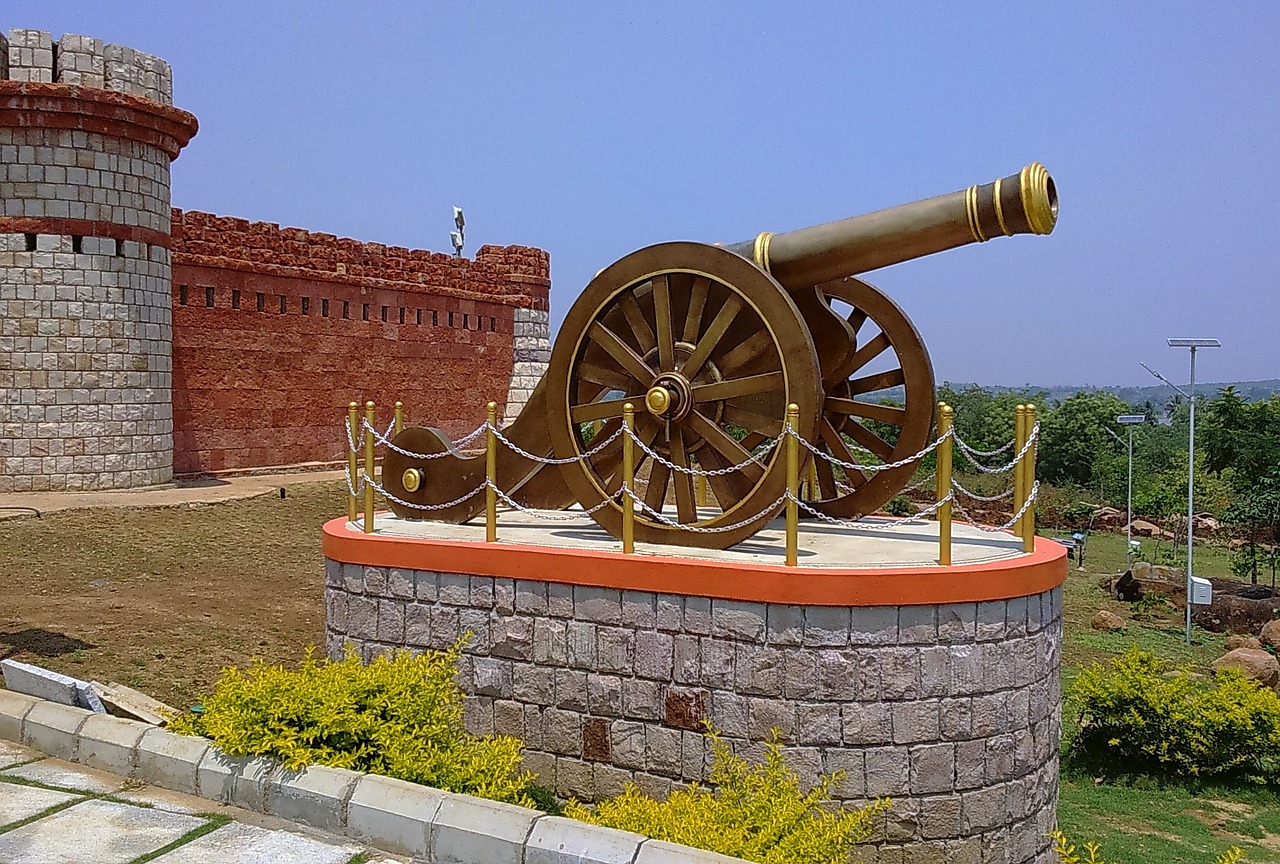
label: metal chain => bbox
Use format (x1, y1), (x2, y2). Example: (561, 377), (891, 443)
(488, 483), (615, 521)
(623, 486), (788, 533)
(491, 424), (624, 464)
(955, 423), (1039, 475)
(344, 470), (363, 498)
(953, 434), (1014, 458)
(951, 477), (1015, 501)
(627, 428), (777, 477)
(950, 480), (1040, 532)
(789, 491), (952, 530)
(786, 423), (951, 473)
(363, 472), (487, 511)
(358, 418), (490, 459)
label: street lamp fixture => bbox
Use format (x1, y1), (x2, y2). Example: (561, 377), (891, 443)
(1142, 337), (1221, 645)
(451, 206), (465, 257)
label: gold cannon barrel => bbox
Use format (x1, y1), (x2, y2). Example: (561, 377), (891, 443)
(726, 163), (1057, 287)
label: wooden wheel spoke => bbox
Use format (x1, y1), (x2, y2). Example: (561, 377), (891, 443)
(846, 331), (892, 375)
(681, 296), (743, 378)
(590, 321), (656, 385)
(579, 362), (639, 393)
(722, 405), (784, 439)
(599, 419), (657, 494)
(644, 460), (671, 514)
(700, 447), (758, 507)
(692, 371), (784, 404)
(682, 276), (710, 343)
(652, 274), (676, 371)
(618, 291), (656, 355)
(815, 457), (840, 498)
(820, 419), (869, 486)
(717, 330), (774, 377)
(571, 396), (643, 424)
(843, 420), (895, 461)
(846, 307), (868, 334)
(687, 411), (764, 484)
(826, 397), (907, 426)
(667, 428), (697, 523)
(848, 367), (905, 395)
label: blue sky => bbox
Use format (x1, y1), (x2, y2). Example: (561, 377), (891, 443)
(10, 2), (1278, 387)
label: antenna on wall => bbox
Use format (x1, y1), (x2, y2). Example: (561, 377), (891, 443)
(451, 206), (465, 257)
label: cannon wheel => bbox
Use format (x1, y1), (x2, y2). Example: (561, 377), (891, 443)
(544, 242), (822, 549)
(807, 277), (936, 519)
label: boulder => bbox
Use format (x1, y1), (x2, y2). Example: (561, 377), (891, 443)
(1226, 634), (1264, 651)
(1091, 610), (1127, 632)
(1129, 520), (1162, 537)
(1110, 571), (1143, 602)
(1261, 619), (1280, 650)
(1213, 648), (1280, 689)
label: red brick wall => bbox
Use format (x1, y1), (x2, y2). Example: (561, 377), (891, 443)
(170, 209), (550, 475)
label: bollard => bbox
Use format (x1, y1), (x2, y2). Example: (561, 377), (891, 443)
(363, 401), (376, 534)
(936, 402), (954, 566)
(1015, 405), (1028, 544)
(347, 401), (359, 525)
(486, 401), (498, 543)
(622, 403), (635, 554)
(1023, 404), (1038, 552)
(394, 401), (404, 437)
(786, 403), (799, 567)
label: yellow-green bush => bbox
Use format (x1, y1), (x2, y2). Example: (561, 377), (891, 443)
(1050, 830), (1244, 864)
(1069, 648), (1280, 780)
(170, 644), (533, 805)
(565, 731), (888, 864)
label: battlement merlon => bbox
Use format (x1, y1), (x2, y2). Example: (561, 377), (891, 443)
(2, 28), (173, 104)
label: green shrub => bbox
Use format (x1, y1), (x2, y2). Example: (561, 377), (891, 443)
(1069, 648), (1280, 781)
(170, 643), (533, 805)
(885, 495), (916, 517)
(565, 730), (888, 864)
(1050, 830), (1244, 864)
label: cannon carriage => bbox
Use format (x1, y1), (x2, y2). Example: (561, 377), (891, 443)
(384, 163), (1058, 549)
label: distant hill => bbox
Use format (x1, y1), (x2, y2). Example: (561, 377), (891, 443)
(937, 379), (1280, 406)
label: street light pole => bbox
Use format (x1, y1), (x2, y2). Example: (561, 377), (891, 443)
(1108, 414), (1145, 569)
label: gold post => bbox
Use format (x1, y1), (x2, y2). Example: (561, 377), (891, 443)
(1014, 405), (1027, 541)
(936, 402), (954, 566)
(622, 403), (635, 554)
(485, 401), (498, 543)
(363, 401), (375, 534)
(394, 401), (404, 437)
(1023, 404), (1038, 552)
(786, 403), (799, 567)
(347, 402), (359, 524)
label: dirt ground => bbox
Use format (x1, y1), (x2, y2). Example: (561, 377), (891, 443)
(0, 479), (347, 708)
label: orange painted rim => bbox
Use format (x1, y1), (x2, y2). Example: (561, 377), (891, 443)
(322, 517), (1066, 607)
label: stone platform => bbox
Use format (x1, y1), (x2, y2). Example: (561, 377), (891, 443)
(322, 511), (1068, 864)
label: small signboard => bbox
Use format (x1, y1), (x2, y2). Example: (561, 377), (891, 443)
(1190, 576), (1213, 606)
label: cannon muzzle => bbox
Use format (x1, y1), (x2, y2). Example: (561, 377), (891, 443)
(726, 163), (1057, 288)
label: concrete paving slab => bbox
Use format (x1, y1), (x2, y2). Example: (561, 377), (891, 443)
(0, 781), (80, 826)
(368, 508), (1024, 569)
(0, 757), (125, 794)
(0, 798), (205, 864)
(148, 820), (362, 864)
(2, 659), (82, 707)
(0, 739), (38, 768)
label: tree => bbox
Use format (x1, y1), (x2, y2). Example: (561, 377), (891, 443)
(1037, 391), (1131, 487)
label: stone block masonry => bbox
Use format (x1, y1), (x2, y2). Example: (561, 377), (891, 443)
(327, 563), (1063, 864)
(2, 28), (171, 103)
(504, 306), (552, 423)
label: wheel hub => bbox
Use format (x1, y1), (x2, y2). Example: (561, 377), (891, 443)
(646, 372), (694, 422)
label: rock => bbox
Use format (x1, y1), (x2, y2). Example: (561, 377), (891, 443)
(1091, 610), (1127, 631)
(1195, 515), (1220, 533)
(1093, 507), (1124, 527)
(1194, 595), (1280, 635)
(1151, 564), (1183, 581)
(1129, 520), (1162, 537)
(1213, 648), (1280, 689)
(1226, 634), (1264, 651)
(1261, 620), (1280, 650)
(1111, 571), (1143, 602)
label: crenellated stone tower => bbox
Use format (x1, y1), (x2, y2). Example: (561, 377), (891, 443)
(0, 29), (198, 491)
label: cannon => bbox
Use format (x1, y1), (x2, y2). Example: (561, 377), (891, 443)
(384, 163), (1058, 549)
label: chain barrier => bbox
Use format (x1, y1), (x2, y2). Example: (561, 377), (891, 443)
(488, 483), (616, 521)
(789, 491), (952, 530)
(951, 477), (1015, 501)
(490, 423), (624, 464)
(950, 481), (1040, 533)
(785, 422), (951, 473)
(359, 418), (489, 459)
(954, 423), (1038, 474)
(363, 471), (487, 511)
(624, 486), (789, 534)
(952, 434), (1014, 458)
(628, 430), (777, 477)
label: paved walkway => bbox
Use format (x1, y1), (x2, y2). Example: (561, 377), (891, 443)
(0, 470), (346, 520)
(0, 739), (401, 864)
